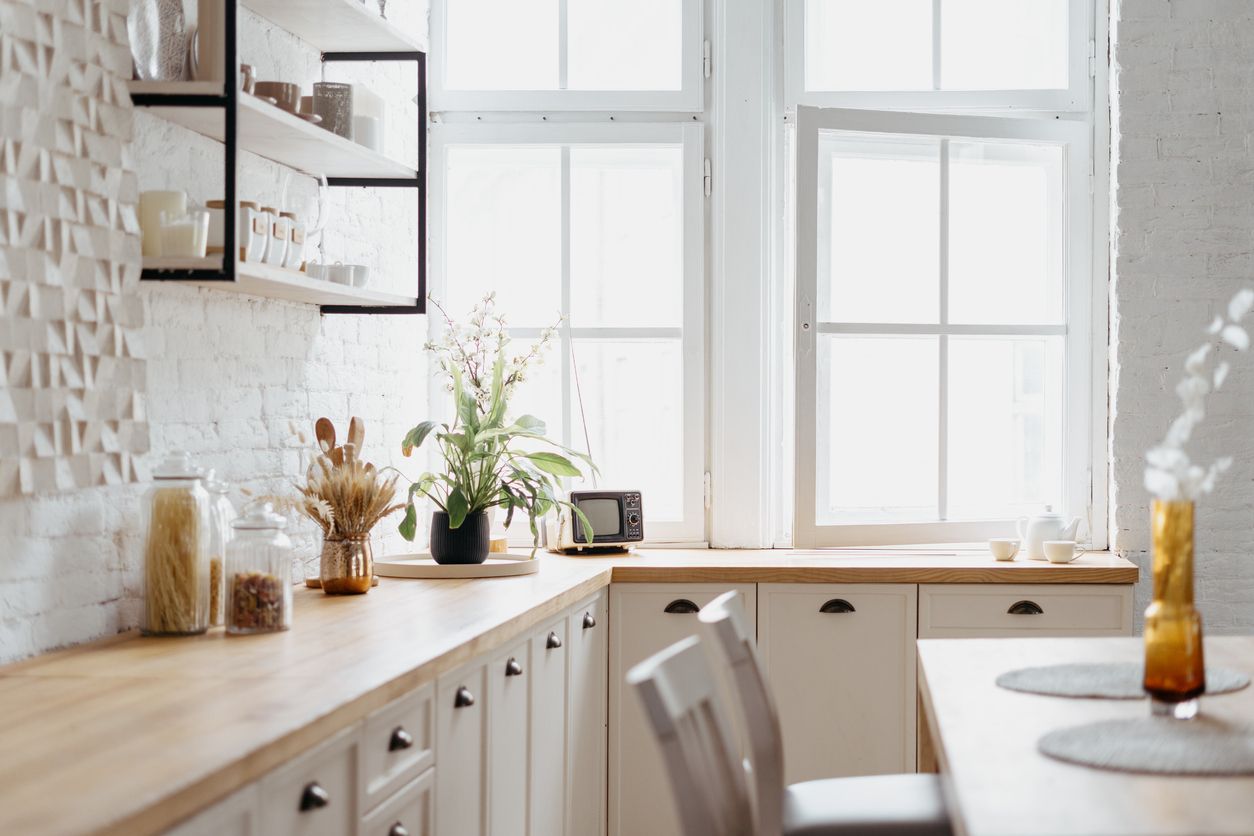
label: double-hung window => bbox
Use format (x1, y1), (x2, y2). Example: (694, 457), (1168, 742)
(429, 0), (706, 545)
(790, 0), (1103, 546)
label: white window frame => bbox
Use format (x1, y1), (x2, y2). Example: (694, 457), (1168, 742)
(784, 0), (1092, 113)
(792, 106), (1096, 547)
(430, 0), (705, 112)
(428, 122), (707, 546)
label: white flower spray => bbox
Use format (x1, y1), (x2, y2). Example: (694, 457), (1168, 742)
(1144, 288), (1254, 500)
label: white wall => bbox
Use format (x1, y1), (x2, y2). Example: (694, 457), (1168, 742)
(1111, 0), (1254, 631)
(0, 1), (430, 662)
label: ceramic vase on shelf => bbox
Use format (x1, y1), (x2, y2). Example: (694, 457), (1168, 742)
(430, 511), (490, 565)
(320, 535), (374, 594)
(1143, 500), (1205, 719)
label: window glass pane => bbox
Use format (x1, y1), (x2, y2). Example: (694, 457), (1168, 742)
(805, 0), (933, 92)
(940, 0), (1069, 90)
(444, 147), (562, 327)
(569, 339), (685, 521)
(445, 0), (559, 90)
(820, 134), (940, 324)
(571, 146), (684, 328)
(948, 140), (1064, 324)
(947, 337), (1064, 519)
(817, 335), (938, 523)
(568, 0), (683, 90)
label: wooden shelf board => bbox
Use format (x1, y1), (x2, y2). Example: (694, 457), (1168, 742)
(143, 258), (418, 307)
(241, 0), (424, 52)
(129, 80), (225, 96)
(130, 83), (418, 180)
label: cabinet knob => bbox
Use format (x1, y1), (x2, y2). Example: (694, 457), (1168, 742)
(299, 782), (330, 812)
(546, 631), (563, 650)
(582, 611), (597, 630)
(1008, 600), (1045, 615)
(505, 657), (524, 677)
(454, 686), (475, 708)
(388, 823), (410, 836)
(389, 726), (414, 751)
(664, 599), (700, 614)
(819, 598), (856, 614)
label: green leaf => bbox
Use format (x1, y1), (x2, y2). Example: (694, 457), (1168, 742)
(515, 414), (546, 434)
(446, 487), (469, 529)
(401, 421), (438, 457)
(486, 350), (508, 428)
(568, 502), (595, 544)
(398, 503), (418, 541)
(523, 451), (581, 478)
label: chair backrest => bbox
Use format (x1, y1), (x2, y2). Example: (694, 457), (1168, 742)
(699, 590), (786, 836)
(626, 635), (754, 836)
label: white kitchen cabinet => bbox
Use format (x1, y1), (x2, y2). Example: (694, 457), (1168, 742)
(758, 583), (918, 783)
(362, 684), (435, 812)
(165, 784), (260, 836)
(919, 584), (1134, 638)
(529, 615), (568, 836)
(488, 639), (531, 836)
(609, 583), (757, 836)
(260, 724), (360, 836)
(566, 592), (608, 836)
(361, 769), (434, 836)
(436, 659), (488, 836)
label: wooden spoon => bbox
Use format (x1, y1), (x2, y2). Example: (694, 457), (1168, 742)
(347, 416), (365, 452)
(315, 417), (336, 455)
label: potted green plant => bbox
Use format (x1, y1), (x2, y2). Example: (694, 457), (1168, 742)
(398, 296), (595, 564)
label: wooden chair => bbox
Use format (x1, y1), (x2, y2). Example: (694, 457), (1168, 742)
(698, 590), (951, 836)
(626, 635), (755, 836)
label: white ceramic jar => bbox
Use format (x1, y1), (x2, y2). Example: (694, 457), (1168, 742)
(280, 211), (304, 269)
(260, 206), (287, 267)
(206, 200), (265, 263)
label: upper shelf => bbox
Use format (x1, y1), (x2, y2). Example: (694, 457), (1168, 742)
(130, 82), (418, 181)
(143, 257), (419, 308)
(241, 0), (424, 53)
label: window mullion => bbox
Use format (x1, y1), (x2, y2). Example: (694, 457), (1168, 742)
(558, 0), (569, 91)
(938, 138), (950, 522)
(561, 146), (573, 454)
(931, 0), (942, 91)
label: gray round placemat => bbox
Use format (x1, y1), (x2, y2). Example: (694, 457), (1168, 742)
(1040, 716), (1254, 775)
(996, 662), (1250, 699)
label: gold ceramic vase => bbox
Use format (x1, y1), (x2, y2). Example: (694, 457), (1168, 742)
(1143, 500), (1205, 719)
(320, 536), (373, 595)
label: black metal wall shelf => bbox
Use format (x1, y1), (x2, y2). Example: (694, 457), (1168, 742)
(130, 0), (426, 315)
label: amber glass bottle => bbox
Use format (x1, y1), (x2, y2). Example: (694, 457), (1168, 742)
(1142, 500), (1205, 719)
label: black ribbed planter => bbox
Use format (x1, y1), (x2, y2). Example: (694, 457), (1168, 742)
(430, 511), (490, 565)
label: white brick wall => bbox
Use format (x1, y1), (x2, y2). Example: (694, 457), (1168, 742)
(0, 1), (430, 663)
(1112, 0), (1254, 631)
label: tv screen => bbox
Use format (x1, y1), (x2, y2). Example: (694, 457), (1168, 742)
(579, 498), (622, 541)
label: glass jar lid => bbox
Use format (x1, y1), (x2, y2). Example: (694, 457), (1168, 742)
(203, 469), (230, 495)
(153, 451), (205, 480)
(233, 502), (287, 530)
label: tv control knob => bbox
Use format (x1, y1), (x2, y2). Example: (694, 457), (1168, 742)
(628, 513), (640, 525)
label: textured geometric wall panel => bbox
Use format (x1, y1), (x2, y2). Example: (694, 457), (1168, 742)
(0, 0), (147, 497)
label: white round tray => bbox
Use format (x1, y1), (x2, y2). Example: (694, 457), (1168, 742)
(375, 552), (539, 579)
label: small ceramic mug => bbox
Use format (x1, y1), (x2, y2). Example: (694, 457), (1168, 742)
(327, 262), (353, 285)
(1043, 540), (1087, 564)
(989, 539), (1020, 562)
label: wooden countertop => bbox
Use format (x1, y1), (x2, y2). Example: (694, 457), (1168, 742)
(919, 636), (1254, 836)
(0, 548), (1136, 835)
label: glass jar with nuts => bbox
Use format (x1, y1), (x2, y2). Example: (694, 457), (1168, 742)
(225, 503), (293, 635)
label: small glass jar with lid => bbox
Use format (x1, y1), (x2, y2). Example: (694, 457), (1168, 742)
(204, 472), (237, 627)
(141, 451), (211, 636)
(226, 503), (293, 635)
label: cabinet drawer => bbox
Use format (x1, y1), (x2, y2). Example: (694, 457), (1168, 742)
(362, 683), (435, 811)
(361, 768), (434, 836)
(919, 584), (1134, 638)
(260, 725), (359, 836)
(165, 784), (259, 836)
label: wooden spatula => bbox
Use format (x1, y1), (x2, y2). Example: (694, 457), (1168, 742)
(315, 418), (336, 455)
(347, 416), (365, 451)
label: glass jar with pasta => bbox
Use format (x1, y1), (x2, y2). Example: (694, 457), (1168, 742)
(141, 452), (211, 636)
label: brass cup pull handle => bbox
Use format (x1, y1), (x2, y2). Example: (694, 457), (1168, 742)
(819, 598), (856, 614)
(389, 726), (414, 751)
(664, 599), (700, 614)
(505, 657), (524, 677)
(454, 686), (475, 708)
(583, 611), (597, 629)
(547, 632), (562, 649)
(1008, 600), (1045, 615)
(389, 823), (410, 836)
(299, 782), (330, 812)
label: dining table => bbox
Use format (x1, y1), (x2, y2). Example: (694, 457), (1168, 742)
(917, 635), (1254, 836)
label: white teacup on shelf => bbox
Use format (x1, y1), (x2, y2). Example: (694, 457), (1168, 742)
(327, 263), (353, 285)
(988, 538), (1020, 561)
(139, 190), (187, 256)
(349, 265), (369, 288)
(1043, 540), (1086, 564)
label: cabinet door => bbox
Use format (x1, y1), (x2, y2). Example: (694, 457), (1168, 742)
(566, 592), (608, 836)
(609, 583), (757, 836)
(759, 583), (917, 783)
(259, 725), (360, 836)
(166, 784), (260, 836)
(436, 660), (488, 836)
(530, 616), (568, 836)
(488, 639), (531, 836)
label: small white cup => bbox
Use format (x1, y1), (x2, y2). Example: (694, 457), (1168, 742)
(1044, 540), (1085, 564)
(327, 262), (353, 284)
(349, 264), (369, 288)
(989, 538), (1020, 561)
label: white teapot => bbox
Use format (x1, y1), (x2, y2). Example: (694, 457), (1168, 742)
(1016, 507), (1082, 561)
